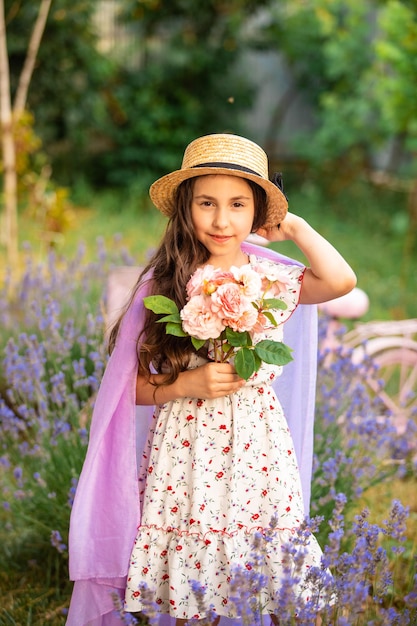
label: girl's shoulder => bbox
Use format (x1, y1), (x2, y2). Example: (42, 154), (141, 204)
(248, 253), (304, 277)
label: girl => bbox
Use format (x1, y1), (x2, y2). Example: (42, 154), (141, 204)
(67, 134), (356, 626)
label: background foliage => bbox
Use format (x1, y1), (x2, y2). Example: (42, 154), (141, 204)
(5, 0), (109, 164)
(2, 0), (416, 306)
(4, 0), (417, 189)
(91, 0), (272, 191)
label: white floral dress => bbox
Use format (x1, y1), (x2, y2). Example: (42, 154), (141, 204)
(125, 260), (325, 620)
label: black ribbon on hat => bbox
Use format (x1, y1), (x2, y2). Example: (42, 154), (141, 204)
(271, 172), (288, 200)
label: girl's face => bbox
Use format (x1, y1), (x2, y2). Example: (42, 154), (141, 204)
(191, 174), (255, 268)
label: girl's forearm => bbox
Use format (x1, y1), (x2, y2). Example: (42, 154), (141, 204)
(136, 373), (184, 405)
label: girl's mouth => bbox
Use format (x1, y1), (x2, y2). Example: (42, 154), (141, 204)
(209, 234), (232, 243)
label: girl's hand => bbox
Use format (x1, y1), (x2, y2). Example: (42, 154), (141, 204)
(177, 362), (246, 399)
(136, 362), (245, 405)
(255, 211), (296, 243)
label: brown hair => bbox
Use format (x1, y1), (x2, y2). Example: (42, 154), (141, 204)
(108, 176), (267, 386)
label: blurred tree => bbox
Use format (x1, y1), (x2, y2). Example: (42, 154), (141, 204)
(90, 0), (274, 192)
(263, 1), (417, 178)
(4, 0), (278, 193)
(371, 0), (417, 260)
(373, 1), (417, 171)
(0, 0), (51, 267)
(258, 0), (417, 292)
(262, 0), (379, 178)
(263, 0), (417, 245)
(5, 0), (113, 183)
(5, 0), (416, 217)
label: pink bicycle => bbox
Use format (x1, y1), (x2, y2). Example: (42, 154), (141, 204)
(320, 289), (417, 433)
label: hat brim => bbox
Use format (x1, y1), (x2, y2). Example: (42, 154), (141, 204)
(149, 166), (288, 229)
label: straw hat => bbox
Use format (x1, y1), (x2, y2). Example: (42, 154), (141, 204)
(149, 133), (288, 228)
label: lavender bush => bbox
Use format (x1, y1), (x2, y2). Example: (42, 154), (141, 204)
(1, 244), (416, 624)
(0, 239), (136, 592)
(312, 317), (416, 538)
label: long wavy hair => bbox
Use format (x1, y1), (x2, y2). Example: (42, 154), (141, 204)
(108, 176), (268, 386)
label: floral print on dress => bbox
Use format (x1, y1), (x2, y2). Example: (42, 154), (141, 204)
(124, 260), (323, 620)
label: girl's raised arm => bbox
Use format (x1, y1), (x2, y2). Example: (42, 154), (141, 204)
(257, 212), (357, 305)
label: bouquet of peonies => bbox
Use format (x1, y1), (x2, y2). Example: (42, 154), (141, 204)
(143, 262), (294, 380)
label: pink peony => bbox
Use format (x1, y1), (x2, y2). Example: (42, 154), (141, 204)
(253, 260), (293, 297)
(186, 265), (234, 298)
(230, 265), (262, 299)
(252, 311), (270, 334)
(227, 306), (259, 333)
(180, 295), (225, 340)
(186, 266), (215, 298)
(211, 283), (253, 324)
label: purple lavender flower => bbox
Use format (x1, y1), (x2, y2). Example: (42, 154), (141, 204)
(404, 570), (417, 610)
(13, 466), (23, 483)
(111, 590), (139, 625)
(67, 477), (78, 508)
(381, 499), (409, 544)
(188, 579), (218, 625)
(50, 529), (67, 554)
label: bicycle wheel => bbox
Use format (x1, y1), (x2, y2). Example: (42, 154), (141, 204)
(365, 347), (417, 432)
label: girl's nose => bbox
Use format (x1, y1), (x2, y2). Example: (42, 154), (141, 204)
(212, 207), (229, 229)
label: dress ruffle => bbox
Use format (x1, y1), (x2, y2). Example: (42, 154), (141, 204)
(126, 523), (322, 620)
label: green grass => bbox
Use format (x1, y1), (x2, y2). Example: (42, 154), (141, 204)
(14, 190), (167, 267)
(0, 570), (70, 625)
(286, 179), (416, 321)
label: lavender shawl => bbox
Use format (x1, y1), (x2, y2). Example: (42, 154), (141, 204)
(66, 242), (318, 626)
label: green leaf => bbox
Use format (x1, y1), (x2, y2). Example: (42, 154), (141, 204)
(254, 340), (293, 365)
(166, 322), (188, 337)
(234, 347), (257, 380)
(191, 337), (206, 351)
(225, 327), (251, 347)
(263, 298), (288, 310)
(143, 295), (179, 315)
(263, 311), (278, 327)
(156, 312), (182, 324)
